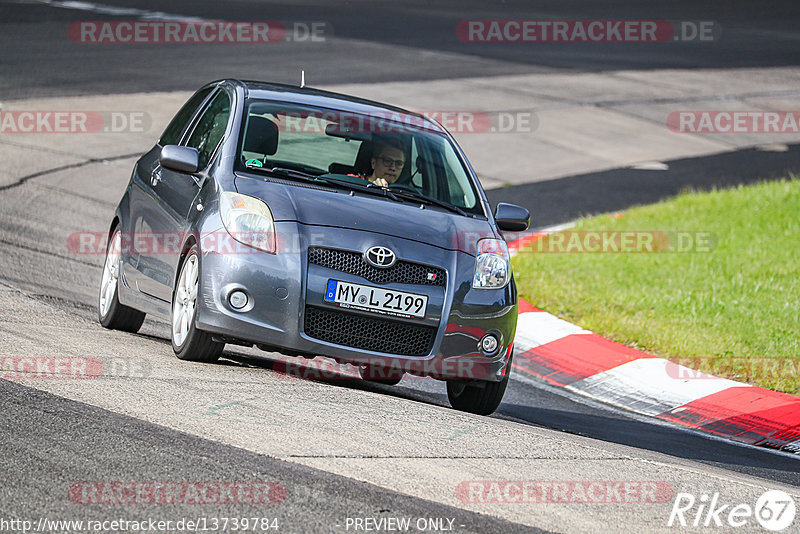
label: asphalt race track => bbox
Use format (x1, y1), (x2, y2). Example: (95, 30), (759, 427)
(3, 0), (800, 99)
(1, 1), (800, 533)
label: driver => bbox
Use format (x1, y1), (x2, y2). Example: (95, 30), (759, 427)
(366, 139), (406, 187)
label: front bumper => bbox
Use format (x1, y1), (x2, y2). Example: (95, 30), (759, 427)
(195, 221), (517, 382)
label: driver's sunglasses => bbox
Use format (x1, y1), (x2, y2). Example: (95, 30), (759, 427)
(379, 156), (405, 168)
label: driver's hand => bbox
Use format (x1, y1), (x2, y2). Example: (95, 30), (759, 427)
(372, 177), (389, 188)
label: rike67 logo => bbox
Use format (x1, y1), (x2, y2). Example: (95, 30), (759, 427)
(668, 490), (796, 531)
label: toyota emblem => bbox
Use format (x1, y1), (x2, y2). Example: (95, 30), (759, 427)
(364, 246), (396, 268)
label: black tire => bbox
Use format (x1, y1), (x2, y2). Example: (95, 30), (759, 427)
(359, 363), (404, 386)
(446, 355), (512, 415)
(171, 245), (224, 363)
(98, 228), (146, 333)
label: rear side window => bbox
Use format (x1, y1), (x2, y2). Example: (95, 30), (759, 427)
(159, 87), (214, 146)
(185, 91), (231, 169)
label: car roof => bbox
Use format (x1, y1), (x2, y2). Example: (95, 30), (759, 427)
(228, 79), (446, 134)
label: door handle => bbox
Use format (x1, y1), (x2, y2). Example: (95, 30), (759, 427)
(150, 165), (162, 186)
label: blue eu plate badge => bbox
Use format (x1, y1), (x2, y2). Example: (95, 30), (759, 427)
(325, 280), (338, 301)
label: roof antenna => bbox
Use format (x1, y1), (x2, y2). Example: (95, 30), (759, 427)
(300, 69), (305, 88)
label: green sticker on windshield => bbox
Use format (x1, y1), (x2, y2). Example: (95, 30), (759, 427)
(245, 159), (263, 167)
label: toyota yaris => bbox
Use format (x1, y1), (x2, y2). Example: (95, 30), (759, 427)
(98, 79), (529, 415)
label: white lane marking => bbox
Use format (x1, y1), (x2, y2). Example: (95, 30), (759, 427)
(514, 311), (592, 350)
(630, 161), (669, 170)
(568, 358), (747, 417)
(535, 222), (576, 233)
(756, 143), (789, 152)
(27, 0), (207, 22)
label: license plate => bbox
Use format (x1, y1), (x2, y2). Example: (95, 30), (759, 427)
(324, 280), (428, 319)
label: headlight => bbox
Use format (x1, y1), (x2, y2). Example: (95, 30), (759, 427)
(219, 191), (276, 253)
(473, 238), (510, 289)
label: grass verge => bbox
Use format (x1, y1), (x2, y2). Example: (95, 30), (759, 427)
(512, 178), (800, 394)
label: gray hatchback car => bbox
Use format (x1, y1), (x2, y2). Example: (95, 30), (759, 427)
(98, 79), (529, 415)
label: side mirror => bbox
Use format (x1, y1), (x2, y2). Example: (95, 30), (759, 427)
(494, 202), (530, 232)
(160, 145), (199, 173)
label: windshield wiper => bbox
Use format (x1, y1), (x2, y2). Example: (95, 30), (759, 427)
(360, 181), (401, 201)
(389, 189), (467, 216)
(244, 164), (321, 185)
(245, 164), (403, 202)
(274, 168), (402, 201)
(265, 166), (320, 182)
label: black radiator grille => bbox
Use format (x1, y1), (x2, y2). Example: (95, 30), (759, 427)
(308, 247), (446, 287)
(304, 306), (436, 356)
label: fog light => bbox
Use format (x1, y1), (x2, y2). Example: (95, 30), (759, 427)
(480, 334), (499, 355)
(229, 290), (248, 309)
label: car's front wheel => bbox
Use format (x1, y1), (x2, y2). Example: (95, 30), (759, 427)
(98, 229), (146, 333)
(171, 245), (224, 362)
(446, 355), (512, 415)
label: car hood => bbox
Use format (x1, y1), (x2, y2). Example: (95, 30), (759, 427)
(234, 174), (496, 253)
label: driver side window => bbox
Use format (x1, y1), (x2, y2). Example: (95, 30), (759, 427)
(159, 87), (213, 146)
(185, 91), (231, 170)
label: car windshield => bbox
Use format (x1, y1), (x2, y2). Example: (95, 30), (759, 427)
(236, 100), (483, 215)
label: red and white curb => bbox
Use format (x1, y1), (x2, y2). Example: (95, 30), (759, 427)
(511, 300), (800, 454)
(507, 231), (800, 454)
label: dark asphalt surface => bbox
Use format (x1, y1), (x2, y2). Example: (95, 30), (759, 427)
(488, 143), (800, 227)
(220, 347), (800, 488)
(1, 0), (800, 100)
(1, 0), (799, 531)
(0, 379), (544, 534)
